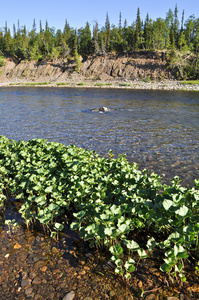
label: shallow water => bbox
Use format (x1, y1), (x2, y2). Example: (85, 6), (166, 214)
(0, 86), (199, 299)
(0, 86), (198, 186)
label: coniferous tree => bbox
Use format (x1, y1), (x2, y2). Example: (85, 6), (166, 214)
(143, 13), (153, 49)
(105, 12), (111, 52)
(135, 7), (142, 50)
(73, 29), (81, 72)
(174, 5), (180, 47)
(78, 22), (92, 56)
(92, 21), (100, 54)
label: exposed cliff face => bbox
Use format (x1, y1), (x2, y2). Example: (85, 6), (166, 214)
(0, 51), (173, 83)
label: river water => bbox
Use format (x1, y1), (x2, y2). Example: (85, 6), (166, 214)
(0, 86), (199, 299)
(0, 86), (199, 186)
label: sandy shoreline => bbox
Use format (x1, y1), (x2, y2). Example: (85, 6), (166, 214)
(0, 79), (199, 91)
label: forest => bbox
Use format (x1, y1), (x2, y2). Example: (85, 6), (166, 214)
(0, 5), (199, 79)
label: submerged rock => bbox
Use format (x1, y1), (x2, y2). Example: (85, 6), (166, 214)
(91, 106), (111, 112)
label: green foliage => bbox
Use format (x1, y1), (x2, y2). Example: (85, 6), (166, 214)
(0, 55), (5, 67)
(0, 135), (198, 285)
(0, 8), (198, 77)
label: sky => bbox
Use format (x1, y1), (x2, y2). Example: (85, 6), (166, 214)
(0, 0), (198, 34)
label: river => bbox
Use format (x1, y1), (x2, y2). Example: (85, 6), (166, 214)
(0, 86), (199, 186)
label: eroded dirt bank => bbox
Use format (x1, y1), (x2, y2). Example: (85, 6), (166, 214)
(1, 52), (199, 90)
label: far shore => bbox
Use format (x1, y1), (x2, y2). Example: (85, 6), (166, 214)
(0, 78), (199, 91)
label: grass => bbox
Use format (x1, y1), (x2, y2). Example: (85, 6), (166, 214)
(181, 80), (199, 85)
(56, 82), (71, 86)
(94, 83), (106, 86)
(25, 82), (51, 86)
(77, 82), (87, 86)
(119, 82), (131, 87)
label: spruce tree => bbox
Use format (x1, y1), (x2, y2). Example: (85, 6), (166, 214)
(135, 7), (142, 50)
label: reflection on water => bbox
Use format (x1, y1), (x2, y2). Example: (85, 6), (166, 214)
(0, 87), (198, 186)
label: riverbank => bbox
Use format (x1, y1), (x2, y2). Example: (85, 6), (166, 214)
(1, 79), (199, 91)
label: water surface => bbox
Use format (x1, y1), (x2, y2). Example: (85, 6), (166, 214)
(0, 87), (198, 186)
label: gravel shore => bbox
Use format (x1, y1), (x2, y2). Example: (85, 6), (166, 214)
(0, 79), (199, 91)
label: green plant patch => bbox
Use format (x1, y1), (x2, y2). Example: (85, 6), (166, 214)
(181, 80), (199, 85)
(0, 135), (198, 285)
(77, 82), (86, 86)
(94, 83), (106, 86)
(56, 82), (70, 86)
(0, 55), (5, 67)
(24, 82), (51, 86)
(119, 83), (131, 87)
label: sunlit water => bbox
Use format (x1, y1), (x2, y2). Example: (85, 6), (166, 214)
(0, 86), (198, 186)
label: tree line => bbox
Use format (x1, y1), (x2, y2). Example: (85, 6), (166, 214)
(0, 6), (199, 78)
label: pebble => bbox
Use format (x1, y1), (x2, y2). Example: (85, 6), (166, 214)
(13, 242), (22, 249)
(34, 260), (46, 269)
(62, 290), (75, 300)
(41, 265), (47, 272)
(145, 295), (157, 300)
(25, 288), (33, 295)
(32, 277), (42, 284)
(21, 278), (31, 287)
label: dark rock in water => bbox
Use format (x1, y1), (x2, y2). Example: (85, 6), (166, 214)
(91, 106), (111, 112)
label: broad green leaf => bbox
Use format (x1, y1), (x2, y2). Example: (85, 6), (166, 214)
(162, 199), (173, 211)
(109, 243), (123, 255)
(118, 224), (127, 233)
(45, 185), (53, 193)
(70, 221), (80, 230)
(160, 263), (171, 272)
(125, 272), (132, 279)
(123, 239), (140, 251)
(174, 244), (189, 259)
(175, 205), (189, 217)
(54, 222), (64, 231)
(146, 237), (156, 251)
(35, 195), (46, 204)
(73, 211), (85, 219)
(138, 248), (148, 258)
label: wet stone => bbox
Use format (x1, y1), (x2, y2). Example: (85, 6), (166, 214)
(34, 260), (46, 269)
(21, 278), (31, 287)
(29, 272), (36, 279)
(62, 290), (75, 300)
(33, 256), (39, 262)
(21, 271), (28, 279)
(25, 288), (33, 295)
(32, 276), (42, 284)
(145, 295), (157, 300)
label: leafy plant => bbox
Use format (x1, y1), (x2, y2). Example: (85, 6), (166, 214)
(0, 135), (198, 286)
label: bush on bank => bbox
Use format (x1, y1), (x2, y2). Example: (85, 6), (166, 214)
(0, 135), (198, 283)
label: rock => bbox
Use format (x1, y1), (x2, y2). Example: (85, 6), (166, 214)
(32, 277), (42, 284)
(14, 242), (22, 249)
(25, 288), (33, 295)
(62, 291), (75, 300)
(52, 246), (60, 254)
(145, 295), (157, 300)
(29, 272), (36, 279)
(34, 260), (46, 269)
(78, 270), (86, 275)
(21, 278), (31, 287)
(166, 297), (179, 300)
(21, 271), (28, 279)
(41, 266), (47, 272)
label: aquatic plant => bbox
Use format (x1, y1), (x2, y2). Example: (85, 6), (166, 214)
(0, 135), (198, 285)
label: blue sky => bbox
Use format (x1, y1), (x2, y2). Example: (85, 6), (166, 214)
(0, 0), (198, 34)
